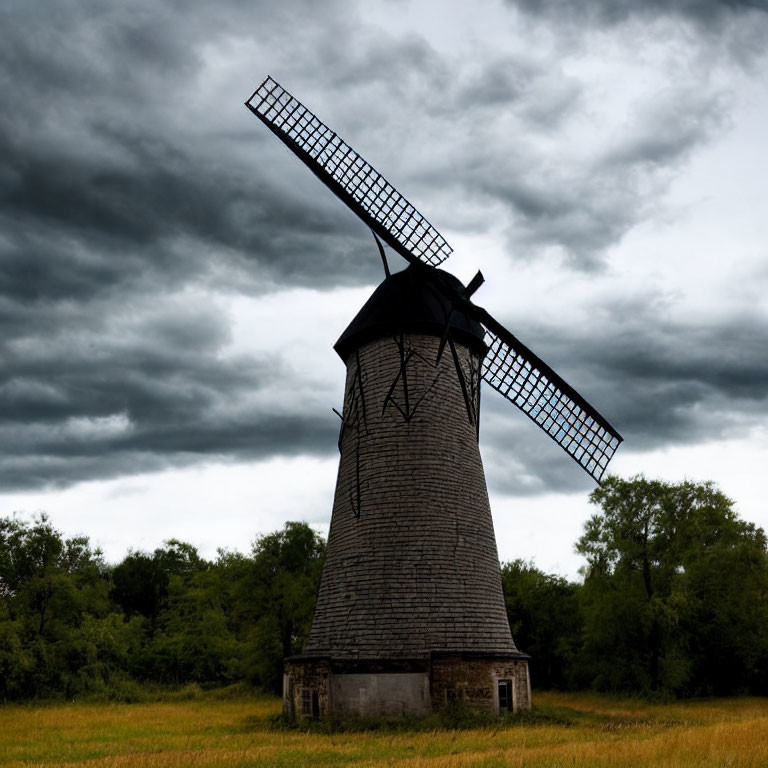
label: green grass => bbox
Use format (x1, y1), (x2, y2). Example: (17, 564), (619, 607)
(2, 690), (768, 767)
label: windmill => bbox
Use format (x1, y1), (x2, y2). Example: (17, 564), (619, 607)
(246, 76), (622, 718)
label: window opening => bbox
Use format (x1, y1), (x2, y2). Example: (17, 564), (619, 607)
(498, 680), (512, 712)
(312, 690), (320, 720)
(301, 688), (312, 718)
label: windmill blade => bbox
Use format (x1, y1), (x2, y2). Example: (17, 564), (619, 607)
(245, 76), (453, 268)
(471, 305), (622, 483)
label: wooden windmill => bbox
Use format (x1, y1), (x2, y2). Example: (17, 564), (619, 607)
(246, 77), (622, 718)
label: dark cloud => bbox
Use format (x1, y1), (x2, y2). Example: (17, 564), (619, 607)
(0, 0), (387, 296)
(477, 295), (768, 496)
(1, 0), (765, 497)
(0, 0), (393, 492)
(577, 313), (768, 446)
(481, 401), (595, 498)
(446, 83), (728, 269)
(0, 294), (339, 490)
(0, 410), (334, 491)
(599, 90), (725, 171)
(507, 0), (768, 72)
(510, 0), (768, 27)
(0, 101), (377, 297)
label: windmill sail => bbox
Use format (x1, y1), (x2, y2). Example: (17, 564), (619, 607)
(477, 309), (622, 482)
(246, 76), (622, 483)
(245, 76), (452, 268)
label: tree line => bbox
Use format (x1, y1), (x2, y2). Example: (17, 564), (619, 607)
(1, 476), (767, 702)
(504, 476), (768, 696)
(0, 519), (324, 701)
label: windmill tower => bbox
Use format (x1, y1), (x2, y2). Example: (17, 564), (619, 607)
(246, 77), (622, 718)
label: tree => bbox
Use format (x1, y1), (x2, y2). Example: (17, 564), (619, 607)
(138, 543), (243, 685)
(578, 476), (768, 695)
(501, 560), (582, 689)
(236, 522), (325, 693)
(1, 516), (328, 700)
(111, 552), (169, 623)
(0, 514), (121, 699)
(111, 540), (207, 624)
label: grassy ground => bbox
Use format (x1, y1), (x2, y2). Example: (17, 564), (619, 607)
(2, 690), (768, 767)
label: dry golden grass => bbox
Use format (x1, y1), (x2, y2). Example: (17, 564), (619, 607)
(2, 691), (768, 767)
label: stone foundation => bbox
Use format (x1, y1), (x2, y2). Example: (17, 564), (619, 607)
(282, 658), (331, 720)
(431, 653), (531, 713)
(284, 653), (530, 719)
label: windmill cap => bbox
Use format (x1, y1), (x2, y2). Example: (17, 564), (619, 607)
(334, 263), (487, 362)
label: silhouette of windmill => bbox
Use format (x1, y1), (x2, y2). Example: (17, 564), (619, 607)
(246, 76), (622, 718)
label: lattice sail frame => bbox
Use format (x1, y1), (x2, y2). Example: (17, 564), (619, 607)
(246, 76), (452, 267)
(246, 76), (623, 483)
(481, 328), (621, 482)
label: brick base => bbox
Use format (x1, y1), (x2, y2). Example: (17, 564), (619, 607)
(283, 659), (331, 720)
(431, 654), (531, 713)
(283, 654), (530, 719)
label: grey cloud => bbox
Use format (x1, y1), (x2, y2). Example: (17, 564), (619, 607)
(0, 295), (340, 490)
(323, 32), (445, 95)
(481, 400), (594, 498)
(498, 306), (767, 441)
(599, 89), (725, 171)
(510, 0), (768, 27)
(450, 87), (727, 268)
(2, 0), (765, 498)
(0, 0), (392, 493)
(507, 0), (768, 72)
(0, 116), (377, 298)
(0, 0), (383, 298)
(0, 413), (334, 491)
(584, 316), (768, 443)
(348, 47), (730, 270)
(460, 2), (765, 266)
(0, 0), (759, 306)
(473, 293), (768, 496)
(452, 57), (582, 129)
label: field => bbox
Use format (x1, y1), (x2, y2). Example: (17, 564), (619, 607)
(2, 691), (768, 767)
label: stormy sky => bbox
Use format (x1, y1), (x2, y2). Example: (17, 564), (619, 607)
(2, 0), (767, 576)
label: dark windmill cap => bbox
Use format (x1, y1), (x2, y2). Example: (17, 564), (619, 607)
(334, 263), (487, 361)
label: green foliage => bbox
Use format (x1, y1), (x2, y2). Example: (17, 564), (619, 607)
(143, 562), (241, 685)
(0, 515), (323, 701)
(111, 552), (169, 622)
(237, 522), (326, 693)
(501, 559), (582, 689)
(3, 481), (767, 703)
(0, 513), (119, 699)
(497, 476), (768, 697)
(576, 475), (768, 696)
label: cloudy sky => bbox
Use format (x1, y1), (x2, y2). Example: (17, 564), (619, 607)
(2, 0), (767, 578)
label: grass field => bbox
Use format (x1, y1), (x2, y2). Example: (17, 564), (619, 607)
(2, 690), (768, 767)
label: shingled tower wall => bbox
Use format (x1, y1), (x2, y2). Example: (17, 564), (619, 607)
(284, 265), (530, 719)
